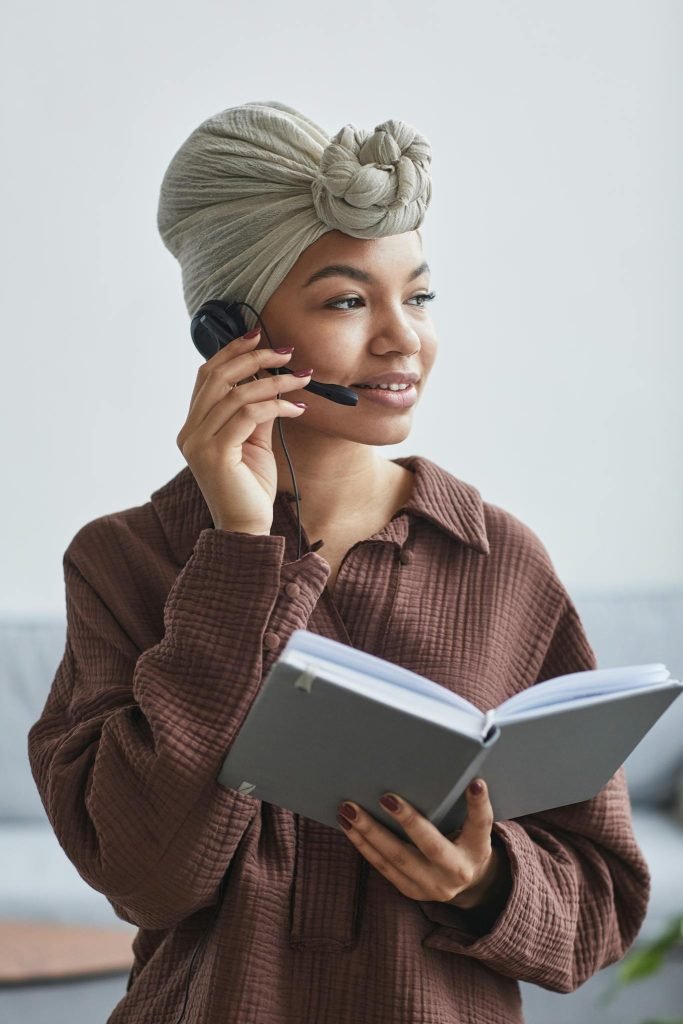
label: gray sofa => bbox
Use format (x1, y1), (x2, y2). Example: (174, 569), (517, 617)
(2, 590), (683, 1023)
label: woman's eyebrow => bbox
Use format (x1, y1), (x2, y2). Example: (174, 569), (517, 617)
(301, 261), (430, 288)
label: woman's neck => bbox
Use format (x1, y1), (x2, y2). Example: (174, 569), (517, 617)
(274, 446), (403, 534)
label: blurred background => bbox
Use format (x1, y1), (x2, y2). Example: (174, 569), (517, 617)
(1, 1), (681, 1021)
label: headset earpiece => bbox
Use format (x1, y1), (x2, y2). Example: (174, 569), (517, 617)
(190, 299), (249, 360)
(189, 296), (359, 409)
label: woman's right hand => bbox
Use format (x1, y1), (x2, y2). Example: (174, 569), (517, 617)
(176, 329), (313, 535)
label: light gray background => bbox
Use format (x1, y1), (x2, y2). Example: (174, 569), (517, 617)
(1, 0), (681, 615)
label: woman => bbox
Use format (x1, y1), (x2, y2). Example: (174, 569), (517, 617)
(28, 100), (650, 1023)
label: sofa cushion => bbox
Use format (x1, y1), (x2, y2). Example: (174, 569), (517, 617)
(674, 763), (683, 827)
(622, 690), (683, 807)
(573, 591), (683, 806)
(0, 618), (67, 820)
(0, 820), (134, 930)
(629, 805), (683, 943)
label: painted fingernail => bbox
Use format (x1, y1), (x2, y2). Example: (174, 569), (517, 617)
(244, 327), (261, 339)
(293, 367), (314, 377)
(379, 794), (400, 812)
(336, 813), (353, 831)
(274, 346), (294, 353)
(469, 779), (483, 796)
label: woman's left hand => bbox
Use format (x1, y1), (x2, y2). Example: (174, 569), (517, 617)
(337, 777), (502, 907)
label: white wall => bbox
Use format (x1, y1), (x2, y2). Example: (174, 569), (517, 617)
(1, 0), (681, 614)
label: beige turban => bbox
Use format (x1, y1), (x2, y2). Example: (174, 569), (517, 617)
(157, 100), (433, 329)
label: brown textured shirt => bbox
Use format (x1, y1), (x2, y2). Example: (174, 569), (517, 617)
(27, 454), (650, 1023)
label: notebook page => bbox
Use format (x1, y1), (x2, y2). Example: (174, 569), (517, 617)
(284, 629), (482, 714)
(495, 664), (669, 719)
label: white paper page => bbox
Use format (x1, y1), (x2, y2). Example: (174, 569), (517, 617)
(496, 680), (681, 724)
(285, 629), (482, 715)
(495, 664), (670, 718)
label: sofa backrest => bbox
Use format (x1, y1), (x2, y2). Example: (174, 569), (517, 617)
(2, 618), (69, 821)
(2, 589), (682, 821)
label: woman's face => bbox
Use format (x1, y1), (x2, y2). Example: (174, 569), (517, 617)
(244, 228), (438, 447)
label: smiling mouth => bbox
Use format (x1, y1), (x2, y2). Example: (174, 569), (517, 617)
(352, 383), (419, 391)
(350, 383), (419, 408)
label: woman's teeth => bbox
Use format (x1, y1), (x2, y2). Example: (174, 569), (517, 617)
(357, 382), (411, 391)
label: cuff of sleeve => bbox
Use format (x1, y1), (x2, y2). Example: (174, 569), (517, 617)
(164, 528), (285, 624)
(143, 527), (331, 756)
(419, 821), (537, 955)
(165, 527), (330, 631)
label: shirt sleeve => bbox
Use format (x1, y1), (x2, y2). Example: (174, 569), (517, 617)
(417, 592), (651, 993)
(27, 525), (330, 931)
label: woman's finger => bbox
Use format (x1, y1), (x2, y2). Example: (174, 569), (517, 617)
(456, 779), (495, 859)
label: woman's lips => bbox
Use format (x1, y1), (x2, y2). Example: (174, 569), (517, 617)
(353, 384), (418, 408)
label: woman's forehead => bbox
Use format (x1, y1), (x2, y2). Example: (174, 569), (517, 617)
(293, 230), (425, 282)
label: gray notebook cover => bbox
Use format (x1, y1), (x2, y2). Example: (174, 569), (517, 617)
(217, 655), (683, 840)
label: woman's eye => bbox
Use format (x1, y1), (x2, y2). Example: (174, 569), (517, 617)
(326, 291), (437, 311)
(410, 290), (437, 307)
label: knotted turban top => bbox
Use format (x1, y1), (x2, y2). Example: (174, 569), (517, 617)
(157, 100), (433, 329)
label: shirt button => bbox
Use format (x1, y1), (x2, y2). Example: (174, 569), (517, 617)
(284, 582), (300, 598)
(399, 549), (413, 564)
(263, 631), (281, 651)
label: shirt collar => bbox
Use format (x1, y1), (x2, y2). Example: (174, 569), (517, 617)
(149, 454), (490, 566)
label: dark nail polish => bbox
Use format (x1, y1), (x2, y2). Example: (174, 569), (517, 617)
(293, 367), (314, 377)
(336, 813), (353, 831)
(379, 794), (400, 812)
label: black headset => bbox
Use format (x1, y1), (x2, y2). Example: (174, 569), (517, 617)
(190, 298), (361, 561)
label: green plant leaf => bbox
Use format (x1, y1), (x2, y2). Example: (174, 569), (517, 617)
(639, 1018), (683, 1024)
(617, 946), (665, 982)
(618, 914), (683, 983)
(593, 912), (683, 1008)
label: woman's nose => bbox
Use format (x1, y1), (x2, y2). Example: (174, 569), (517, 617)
(371, 310), (422, 350)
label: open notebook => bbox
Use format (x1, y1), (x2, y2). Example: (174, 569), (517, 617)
(217, 629), (682, 839)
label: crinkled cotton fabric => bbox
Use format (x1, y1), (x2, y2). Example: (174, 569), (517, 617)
(156, 100), (433, 326)
(27, 454), (650, 1023)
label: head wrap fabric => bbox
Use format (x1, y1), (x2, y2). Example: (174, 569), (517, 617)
(157, 100), (433, 328)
